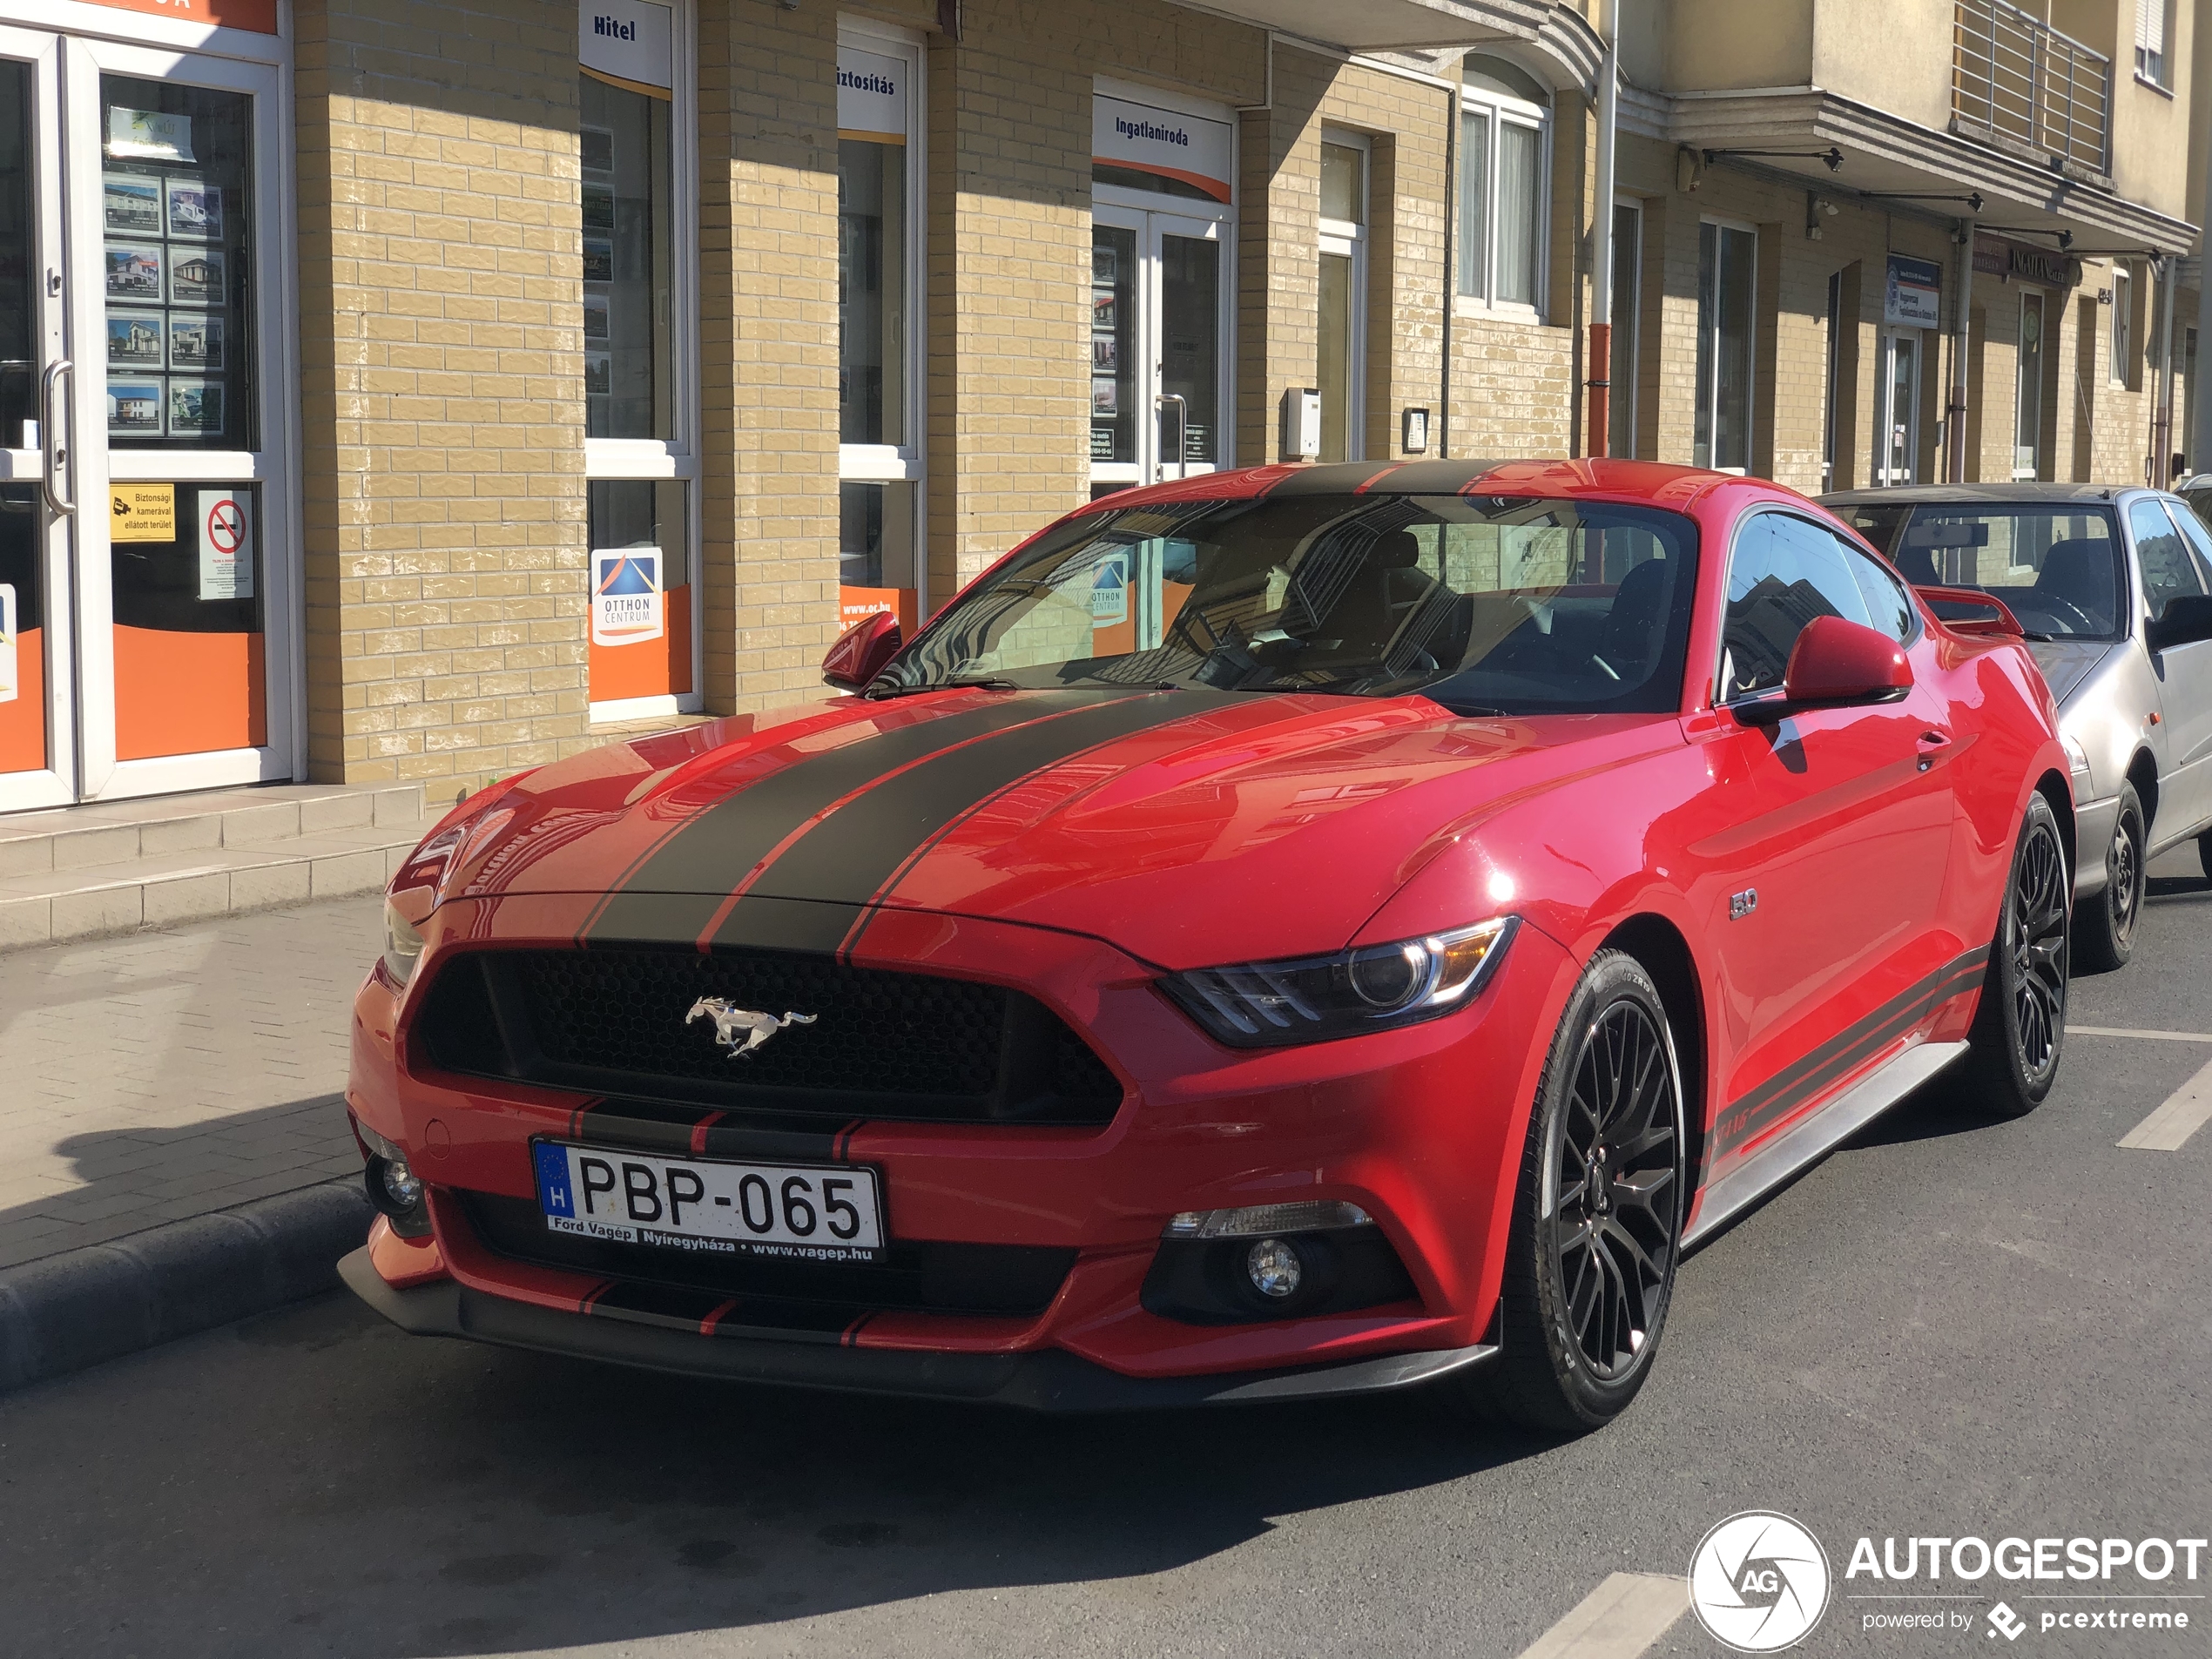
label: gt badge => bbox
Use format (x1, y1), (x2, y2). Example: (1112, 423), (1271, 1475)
(685, 997), (817, 1060)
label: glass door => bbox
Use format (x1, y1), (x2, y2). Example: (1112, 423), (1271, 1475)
(1878, 328), (1919, 486)
(0, 25), (73, 813)
(1089, 206), (1228, 498)
(0, 28), (293, 812)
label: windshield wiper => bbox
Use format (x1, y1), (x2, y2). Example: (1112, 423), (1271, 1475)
(864, 677), (1022, 700)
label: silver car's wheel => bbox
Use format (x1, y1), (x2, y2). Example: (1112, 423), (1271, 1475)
(2074, 783), (2143, 973)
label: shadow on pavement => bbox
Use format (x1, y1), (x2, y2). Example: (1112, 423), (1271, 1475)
(0, 1289), (1563, 1657)
(0, 1095), (356, 1271)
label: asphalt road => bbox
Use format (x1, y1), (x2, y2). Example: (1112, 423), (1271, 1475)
(4, 853), (2209, 1658)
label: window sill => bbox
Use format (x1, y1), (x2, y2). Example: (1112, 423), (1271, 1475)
(1453, 297), (1548, 326)
(585, 439), (696, 480)
(840, 445), (925, 482)
(2132, 71), (2175, 99)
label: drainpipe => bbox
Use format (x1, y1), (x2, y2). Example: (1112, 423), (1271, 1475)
(1440, 66), (1456, 461)
(2152, 255), (2177, 487)
(1947, 219), (1972, 482)
(1586, 7), (1618, 460)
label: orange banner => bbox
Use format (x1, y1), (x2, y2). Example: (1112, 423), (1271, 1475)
(839, 586), (918, 636)
(78, 0), (278, 34)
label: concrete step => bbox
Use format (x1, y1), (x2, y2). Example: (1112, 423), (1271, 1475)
(0, 781), (424, 880)
(0, 785), (427, 952)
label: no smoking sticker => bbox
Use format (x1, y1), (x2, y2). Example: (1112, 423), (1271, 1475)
(197, 489), (253, 601)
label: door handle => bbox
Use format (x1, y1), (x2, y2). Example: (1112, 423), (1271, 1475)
(38, 358), (73, 516)
(1155, 392), (1188, 484)
(1916, 729), (1951, 772)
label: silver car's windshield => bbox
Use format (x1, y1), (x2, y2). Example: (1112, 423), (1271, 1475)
(872, 494), (1702, 716)
(1835, 502), (2124, 641)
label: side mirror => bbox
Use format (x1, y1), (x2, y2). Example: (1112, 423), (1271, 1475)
(2148, 593), (2212, 652)
(822, 610), (901, 692)
(1735, 615), (1913, 725)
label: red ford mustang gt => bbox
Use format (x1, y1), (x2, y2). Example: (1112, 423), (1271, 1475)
(342, 458), (2072, 1431)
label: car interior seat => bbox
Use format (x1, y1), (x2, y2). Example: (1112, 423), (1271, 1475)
(2033, 537), (2115, 623)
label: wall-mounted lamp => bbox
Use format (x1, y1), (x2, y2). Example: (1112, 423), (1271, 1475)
(1805, 192), (1839, 239)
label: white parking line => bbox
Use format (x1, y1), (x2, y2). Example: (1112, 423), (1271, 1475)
(2118, 1055), (2212, 1151)
(1517, 1572), (1689, 1659)
(2073, 1026), (2212, 1042)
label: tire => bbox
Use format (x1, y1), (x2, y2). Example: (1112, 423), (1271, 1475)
(1460, 949), (1687, 1433)
(2200, 829), (2212, 883)
(2073, 782), (2144, 972)
(1960, 792), (2070, 1117)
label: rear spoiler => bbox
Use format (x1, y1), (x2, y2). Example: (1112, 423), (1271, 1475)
(1914, 583), (2026, 638)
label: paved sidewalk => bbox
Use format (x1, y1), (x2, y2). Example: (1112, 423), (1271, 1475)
(0, 897), (378, 1271)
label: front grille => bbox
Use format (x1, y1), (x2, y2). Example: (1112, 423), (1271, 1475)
(415, 945), (1123, 1127)
(458, 1190), (1076, 1318)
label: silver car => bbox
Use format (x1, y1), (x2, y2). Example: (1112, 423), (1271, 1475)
(1822, 483), (2212, 970)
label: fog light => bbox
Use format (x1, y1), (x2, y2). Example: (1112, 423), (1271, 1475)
(381, 1154), (422, 1211)
(1246, 1238), (1303, 1299)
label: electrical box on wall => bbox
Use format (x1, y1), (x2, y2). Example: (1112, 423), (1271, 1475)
(1280, 388), (1321, 462)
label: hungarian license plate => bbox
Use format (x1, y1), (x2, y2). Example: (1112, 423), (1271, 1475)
(531, 1141), (885, 1262)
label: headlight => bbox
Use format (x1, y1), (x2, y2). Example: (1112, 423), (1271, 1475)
(2061, 732), (2092, 778)
(1160, 916), (1519, 1048)
(381, 900), (426, 987)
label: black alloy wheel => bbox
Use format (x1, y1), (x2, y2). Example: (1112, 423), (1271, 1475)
(1465, 949), (1686, 1432)
(2074, 783), (2144, 972)
(1549, 1000), (1681, 1380)
(1961, 792), (2069, 1116)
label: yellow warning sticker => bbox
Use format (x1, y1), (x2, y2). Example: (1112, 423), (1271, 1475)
(111, 483), (176, 543)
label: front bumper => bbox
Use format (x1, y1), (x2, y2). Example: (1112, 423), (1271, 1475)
(341, 1247), (1496, 1410)
(347, 893), (1572, 1389)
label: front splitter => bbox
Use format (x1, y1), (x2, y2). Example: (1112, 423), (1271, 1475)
(339, 1249), (1495, 1413)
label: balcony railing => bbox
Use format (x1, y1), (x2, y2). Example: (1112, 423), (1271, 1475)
(1952, 0), (2110, 175)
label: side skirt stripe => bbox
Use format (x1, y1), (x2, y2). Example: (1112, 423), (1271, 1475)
(1712, 948), (1988, 1162)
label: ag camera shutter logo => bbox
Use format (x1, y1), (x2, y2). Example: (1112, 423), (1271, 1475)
(1689, 1511), (1832, 1652)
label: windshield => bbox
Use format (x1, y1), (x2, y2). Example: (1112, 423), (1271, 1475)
(873, 494), (1702, 715)
(1835, 502), (2124, 640)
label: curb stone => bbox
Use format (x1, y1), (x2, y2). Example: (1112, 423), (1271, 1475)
(0, 1179), (372, 1393)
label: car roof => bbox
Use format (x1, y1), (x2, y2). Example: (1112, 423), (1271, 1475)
(1819, 482), (2134, 505)
(1093, 457), (1780, 515)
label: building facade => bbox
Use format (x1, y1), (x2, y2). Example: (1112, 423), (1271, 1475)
(0, 0), (2202, 810)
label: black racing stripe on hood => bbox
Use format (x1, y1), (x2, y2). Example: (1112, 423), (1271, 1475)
(582, 692), (1140, 945)
(722, 690), (1221, 934)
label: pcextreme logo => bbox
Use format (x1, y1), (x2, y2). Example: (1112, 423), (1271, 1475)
(1689, 1512), (1833, 1652)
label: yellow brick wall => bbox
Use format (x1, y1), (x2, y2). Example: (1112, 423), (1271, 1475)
(698, 0), (844, 711)
(294, 0), (590, 804)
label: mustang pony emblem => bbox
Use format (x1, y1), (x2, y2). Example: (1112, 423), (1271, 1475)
(685, 997), (817, 1060)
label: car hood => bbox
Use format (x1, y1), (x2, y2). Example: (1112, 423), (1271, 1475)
(428, 687), (1676, 969)
(2026, 637), (2122, 706)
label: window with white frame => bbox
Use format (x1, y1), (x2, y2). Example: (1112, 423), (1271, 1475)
(1318, 134), (1367, 464)
(1694, 219), (1757, 473)
(837, 24), (925, 628)
(1458, 54), (1548, 312)
(581, 0), (701, 717)
(2135, 0), (2172, 85)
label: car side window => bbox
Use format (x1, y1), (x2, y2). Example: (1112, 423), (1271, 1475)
(2128, 499), (2205, 621)
(1718, 512), (1875, 701)
(1833, 532), (1917, 644)
(2161, 498), (2212, 592)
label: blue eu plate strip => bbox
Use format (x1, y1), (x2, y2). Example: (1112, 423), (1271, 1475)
(534, 1142), (576, 1217)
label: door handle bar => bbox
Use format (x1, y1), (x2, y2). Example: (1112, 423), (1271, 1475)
(1155, 392), (1188, 484)
(39, 358), (73, 516)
